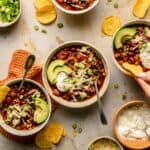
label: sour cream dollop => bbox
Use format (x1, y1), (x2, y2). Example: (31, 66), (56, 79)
(139, 42), (150, 69)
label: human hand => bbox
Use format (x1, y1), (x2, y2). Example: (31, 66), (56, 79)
(135, 71), (150, 98)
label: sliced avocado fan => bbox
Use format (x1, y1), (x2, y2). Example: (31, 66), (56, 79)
(114, 27), (137, 49)
(33, 98), (49, 124)
(47, 59), (72, 85)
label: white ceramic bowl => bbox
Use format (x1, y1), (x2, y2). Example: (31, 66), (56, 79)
(87, 136), (123, 150)
(112, 19), (150, 76)
(0, 0), (21, 28)
(43, 41), (110, 109)
(0, 79), (51, 136)
(52, 0), (99, 15)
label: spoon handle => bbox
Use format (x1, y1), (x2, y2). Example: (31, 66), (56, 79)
(94, 80), (108, 125)
(19, 55), (36, 90)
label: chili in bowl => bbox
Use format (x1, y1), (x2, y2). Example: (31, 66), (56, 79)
(113, 20), (150, 75)
(0, 79), (51, 136)
(52, 0), (99, 15)
(43, 41), (110, 109)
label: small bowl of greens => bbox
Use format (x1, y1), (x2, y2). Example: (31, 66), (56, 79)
(0, 0), (21, 27)
(0, 79), (51, 136)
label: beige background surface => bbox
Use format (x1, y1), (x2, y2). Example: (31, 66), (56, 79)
(0, 0), (149, 149)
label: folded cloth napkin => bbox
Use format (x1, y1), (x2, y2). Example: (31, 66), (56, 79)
(0, 49), (57, 143)
(0, 49), (42, 85)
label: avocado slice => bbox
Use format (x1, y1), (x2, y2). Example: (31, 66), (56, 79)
(114, 27), (137, 49)
(33, 98), (49, 124)
(50, 65), (73, 84)
(47, 59), (65, 84)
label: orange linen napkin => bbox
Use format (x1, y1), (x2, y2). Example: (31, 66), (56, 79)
(0, 49), (57, 144)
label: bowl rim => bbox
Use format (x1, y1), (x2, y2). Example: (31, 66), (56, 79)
(0, 78), (51, 136)
(112, 19), (150, 76)
(51, 0), (99, 15)
(0, 0), (21, 28)
(42, 40), (110, 109)
(87, 136), (124, 150)
(113, 100), (150, 149)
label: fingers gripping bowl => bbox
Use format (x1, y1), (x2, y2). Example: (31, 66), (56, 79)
(0, 79), (51, 136)
(43, 41), (110, 109)
(113, 20), (150, 76)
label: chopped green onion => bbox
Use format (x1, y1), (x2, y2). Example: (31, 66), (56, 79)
(78, 128), (82, 133)
(122, 92), (127, 100)
(41, 29), (47, 33)
(114, 2), (119, 8)
(72, 123), (77, 130)
(113, 83), (119, 89)
(57, 23), (64, 28)
(34, 25), (39, 31)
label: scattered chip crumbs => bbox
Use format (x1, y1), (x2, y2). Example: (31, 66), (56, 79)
(102, 16), (121, 36)
(34, 0), (57, 25)
(122, 62), (143, 76)
(35, 122), (66, 149)
(72, 122), (83, 137)
(0, 85), (10, 104)
(133, 0), (150, 18)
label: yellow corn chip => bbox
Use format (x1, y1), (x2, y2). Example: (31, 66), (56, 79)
(133, 0), (150, 18)
(36, 6), (57, 24)
(35, 122), (66, 149)
(0, 85), (10, 104)
(34, 0), (52, 9)
(102, 16), (121, 36)
(122, 62), (143, 76)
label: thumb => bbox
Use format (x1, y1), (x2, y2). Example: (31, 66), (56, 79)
(138, 71), (150, 83)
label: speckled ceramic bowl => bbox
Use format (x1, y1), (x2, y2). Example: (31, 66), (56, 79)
(112, 19), (150, 76)
(0, 78), (51, 136)
(43, 41), (110, 109)
(87, 136), (123, 150)
(113, 100), (150, 149)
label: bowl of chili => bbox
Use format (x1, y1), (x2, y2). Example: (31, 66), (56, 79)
(52, 0), (99, 15)
(113, 20), (150, 76)
(0, 79), (51, 136)
(43, 41), (110, 109)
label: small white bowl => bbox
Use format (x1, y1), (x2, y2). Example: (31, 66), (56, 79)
(112, 19), (150, 76)
(0, 0), (21, 28)
(87, 136), (123, 150)
(52, 0), (99, 15)
(43, 41), (110, 109)
(0, 79), (51, 137)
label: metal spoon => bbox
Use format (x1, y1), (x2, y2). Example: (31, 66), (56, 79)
(18, 54), (36, 90)
(94, 80), (108, 125)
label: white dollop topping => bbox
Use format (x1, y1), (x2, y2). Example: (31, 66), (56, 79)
(139, 42), (150, 69)
(117, 105), (150, 140)
(56, 72), (73, 92)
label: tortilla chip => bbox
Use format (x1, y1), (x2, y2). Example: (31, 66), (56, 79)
(34, 0), (52, 9)
(133, 0), (150, 18)
(122, 62), (143, 76)
(36, 5), (57, 24)
(35, 122), (65, 149)
(35, 131), (53, 149)
(0, 85), (10, 104)
(102, 16), (121, 36)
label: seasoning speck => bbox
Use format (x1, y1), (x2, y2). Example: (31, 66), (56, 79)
(57, 23), (64, 28)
